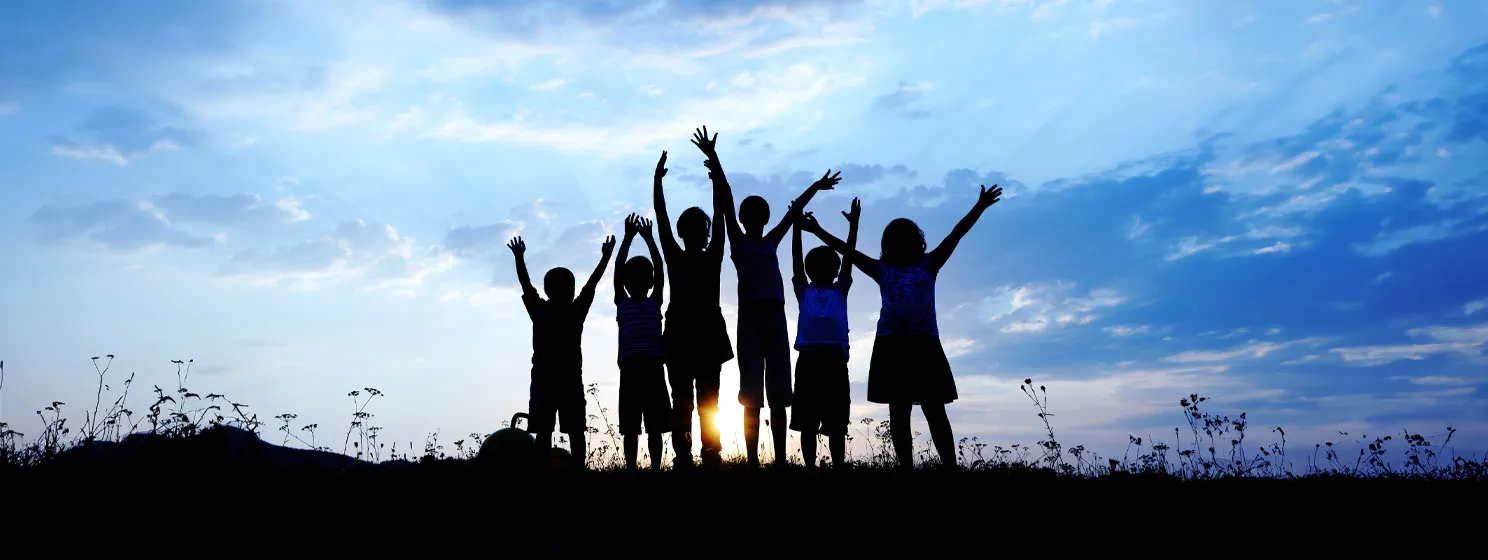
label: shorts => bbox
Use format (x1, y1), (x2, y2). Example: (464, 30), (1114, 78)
(663, 306), (734, 367)
(528, 391), (586, 435)
(867, 335), (957, 405)
(736, 300), (793, 408)
(619, 354), (672, 435)
(788, 348), (850, 436)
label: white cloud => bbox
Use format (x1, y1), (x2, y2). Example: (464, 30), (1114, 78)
(1166, 225), (1305, 261)
(52, 144), (130, 166)
(1353, 219), (1488, 256)
(531, 79), (566, 92)
(638, 85), (664, 96)
(1103, 324), (1150, 337)
(1391, 376), (1469, 386)
(1372, 271), (1394, 286)
(1329, 324), (1488, 366)
(1465, 298), (1488, 316)
(943, 337), (979, 358)
(1253, 241), (1291, 255)
(1164, 337), (1331, 364)
(980, 282), (1123, 334)
(218, 218), (455, 292)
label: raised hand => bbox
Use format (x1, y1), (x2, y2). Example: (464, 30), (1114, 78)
(798, 211), (821, 233)
(601, 235), (617, 256)
(842, 197), (861, 224)
(507, 237), (526, 256)
(702, 158), (722, 180)
(624, 213), (640, 239)
(976, 184), (1003, 209)
(811, 169), (843, 192)
(690, 126), (719, 157)
(638, 216), (654, 239)
(655, 150), (668, 179)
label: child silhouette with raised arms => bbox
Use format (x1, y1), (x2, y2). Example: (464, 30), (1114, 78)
(799, 184), (1003, 469)
(652, 145), (732, 470)
(691, 126), (842, 468)
(614, 213), (672, 471)
(506, 233), (616, 469)
(791, 197), (861, 469)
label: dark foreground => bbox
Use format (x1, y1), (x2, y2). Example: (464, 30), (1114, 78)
(4, 426), (1482, 556)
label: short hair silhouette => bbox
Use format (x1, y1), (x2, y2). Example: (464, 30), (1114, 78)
(880, 218), (927, 267)
(805, 246), (841, 285)
(544, 267), (576, 302)
(677, 206), (712, 250)
(739, 195), (769, 233)
(622, 256), (654, 299)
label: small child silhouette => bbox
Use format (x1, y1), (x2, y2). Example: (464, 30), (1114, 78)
(691, 125), (842, 467)
(652, 147), (733, 470)
(507, 233), (616, 469)
(790, 197), (861, 469)
(614, 213), (672, 471)
(799, 184), (1003, 469)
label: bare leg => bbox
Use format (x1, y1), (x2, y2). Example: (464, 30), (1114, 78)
(921, 402), (956, 470)
(889, 402), (913, 470)
(829, 433), (846, 468)
(648, 433), (665, 471)
(569, 431), (586, 470)
(770, 407), (788, 467)
(744, 406), (761, 467)
(801, 428), (819, 468)
(624, 434), (639, 470)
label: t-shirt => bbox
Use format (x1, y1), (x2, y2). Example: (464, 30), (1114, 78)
(875, 257), (938, 338)
(793, 275), (851, 358)
(666, 248), (723, 313)
(523, 287), (596, 394)
(731, 235), (785, 303)
(616, 296), (665, 361)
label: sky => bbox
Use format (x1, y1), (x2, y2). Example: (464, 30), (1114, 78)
(2, 0), (1486, 467)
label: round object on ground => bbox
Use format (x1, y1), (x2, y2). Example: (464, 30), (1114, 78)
(478, 426), (535, 470)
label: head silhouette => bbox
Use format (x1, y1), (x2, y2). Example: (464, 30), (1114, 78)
(677, 206), (711, 252)
(739, 195), (769, 235)
(880, 218), (927, 268)
(805, 246), (840, 286)
(544, 267), (576, 302)
(623, 256), (654, 299)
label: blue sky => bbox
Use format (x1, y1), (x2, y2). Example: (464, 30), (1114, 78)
(2, 0), (1486, 464)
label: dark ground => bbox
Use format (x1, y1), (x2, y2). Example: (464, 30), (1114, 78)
(2, 426), (1482, 556)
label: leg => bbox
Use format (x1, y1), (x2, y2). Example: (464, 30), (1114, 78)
(744, 406), (761, 467)
(696, 364), (723, 469)
(921, 402), (956, 470)
(769, 406), (788, 467)
(569, 431), (586, 470)
(648, 433), (665, 471)
(667, 362), (695, 467)
(801, 427), (819, 468)
(889, 401), (913, 470)
(828, 434), (846, 468)
(624, 435), (639, 470)
(534, 430), (554, 470)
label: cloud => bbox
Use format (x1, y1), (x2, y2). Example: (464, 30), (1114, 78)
(1103, 324), (1150, 337)
(218, 219), (455, 292)
(1163, 337), (1330, 364)
(30, 193), (307, 252)
(872, 81), (933, 119)
(49, 105), (203, 165)
(1165, 225), (1305, 261)
(530, 79), (566, 92)
(1465, 298), (1488, 316)
(979, 281), (1124, 334)
(1329, 324), (1488, 366)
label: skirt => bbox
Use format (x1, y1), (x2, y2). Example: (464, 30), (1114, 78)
(866, 335), (957, 405)
(663, 305), (735, 367)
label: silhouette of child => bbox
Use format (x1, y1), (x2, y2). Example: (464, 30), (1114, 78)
(652, 147), (733, 470)
(614, 213), (672, 471)
(691, 126), (842, 467)
(798, 184), (1003, 469)
(507, 233), (616, 469)
(790, 197), (861, 469)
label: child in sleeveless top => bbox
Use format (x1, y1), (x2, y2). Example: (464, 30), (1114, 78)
(798, 184), (1004, 469)
(690, 125), (842, 467)
(790, 197), (861, 468)
(652, 148), (732, 470)
(614, 214), (671, 471)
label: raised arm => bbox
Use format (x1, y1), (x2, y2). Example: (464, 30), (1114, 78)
(839, 197), (861, 284)
(614, 215), (639, 304)
(583, 235), (617, 298)
(638, 217), (664, 305)
(799, 212), (880, 282)
(928, 184), (1002, 272)
(652, 151), (682, 259)
(507, 237), (536, 295)
(767, 169), (841, 245)
(693, 126), (742, 247)
(792, 207), (805, 284)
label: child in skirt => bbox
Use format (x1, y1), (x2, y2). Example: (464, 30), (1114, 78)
(797, 184), (1004, 469)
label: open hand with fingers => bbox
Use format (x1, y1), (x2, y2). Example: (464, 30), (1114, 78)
(624, 213), (641, 239)
(797, 211), (821, 233)
(637, 215), (654, 239)
(811, 169), (843, 192)
(655, 151), (668, 179)
(842, 197), (861, 224)
(690, 126), (719, 157)
(601, 235), (616, 256)
(507, 237), (526, 256)
(976, 184), (1003, 210)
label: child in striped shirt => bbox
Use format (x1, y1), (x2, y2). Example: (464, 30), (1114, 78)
(615, 213), (672, 470)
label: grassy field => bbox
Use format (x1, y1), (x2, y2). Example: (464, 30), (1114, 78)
(2, 358), (1484, 555)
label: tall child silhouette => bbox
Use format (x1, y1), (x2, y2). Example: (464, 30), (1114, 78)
(691, 126), (842, 467)
(614, 213), (672, 471)
(799, 184), (1003, 469)
(506, 234), (616, 469)
(652, 147), (732, 470)
(791, 197), (861, 468)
